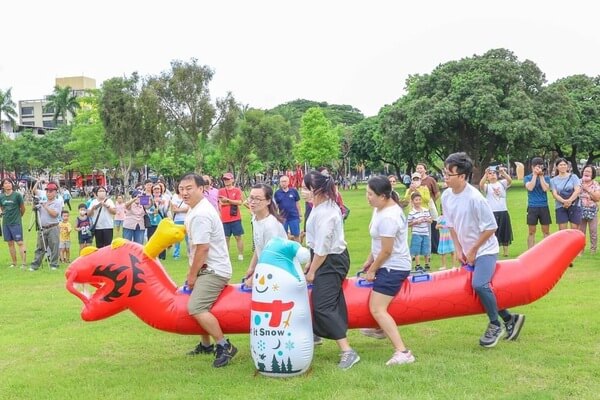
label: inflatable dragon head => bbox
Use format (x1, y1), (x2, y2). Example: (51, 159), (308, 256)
(65, 219), (185, 321)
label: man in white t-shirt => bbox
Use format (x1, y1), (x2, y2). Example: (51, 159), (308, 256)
(441, 152), (525, 348)
(179, 174), (237, 368)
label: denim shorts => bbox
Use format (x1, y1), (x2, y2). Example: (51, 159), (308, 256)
(373, 268), (410, 297)
(410, 234), (431, 256)
(223, 220), (244, 237)
(556, 206), (582, 225)
(283, 219), (301, 236)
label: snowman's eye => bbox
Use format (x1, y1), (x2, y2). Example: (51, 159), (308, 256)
(267, 274), (273, 280)
(255, 272), (258, 279)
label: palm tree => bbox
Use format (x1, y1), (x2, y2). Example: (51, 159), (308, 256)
(0, 88), (18, 132)
(45, 85), (81, 125)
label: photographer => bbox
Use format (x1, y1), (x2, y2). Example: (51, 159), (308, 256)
(479, 165), (513, 257)
(524, 157), (552, 249)
(0, 178), (27, 269)
(87, 186), (116, 248)
(29, 182), (62, 271)
(123, 188), (146, 245)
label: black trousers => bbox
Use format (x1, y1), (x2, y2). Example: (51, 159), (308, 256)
(311, 249), (350, 340)
(94, 228), (114, 248)
(430, 221), (439, 254)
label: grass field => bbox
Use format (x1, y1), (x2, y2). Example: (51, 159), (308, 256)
(1, 183), (599, 400)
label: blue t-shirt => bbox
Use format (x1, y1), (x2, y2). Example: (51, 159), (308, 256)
(550, 174), (581, 209)
(274, 188), (300, 221)
(524, 174), (551, 207)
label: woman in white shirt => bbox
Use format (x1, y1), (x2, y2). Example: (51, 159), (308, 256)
(244, 183), (287, 285)
(362, 176), (415, 366)
(87, 186), (116, 248)
(304, 170), (360, 370)
(479, 166), (514, 257)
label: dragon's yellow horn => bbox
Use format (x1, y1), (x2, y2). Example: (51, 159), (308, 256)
(143, 218), (186, 258)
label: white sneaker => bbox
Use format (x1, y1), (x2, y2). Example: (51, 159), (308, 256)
(386, 350), (415, 366)
(237, 254), (244, 261)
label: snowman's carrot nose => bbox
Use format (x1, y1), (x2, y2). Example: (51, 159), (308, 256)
(259, 275), (265, 285)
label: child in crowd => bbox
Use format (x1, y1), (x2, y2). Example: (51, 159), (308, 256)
(407, 192), (432, 272)
(436, 210), (455, 270)
(59, 210), (73, 263)
(76, 203), (93, 251)
(114, 195), (126, 236)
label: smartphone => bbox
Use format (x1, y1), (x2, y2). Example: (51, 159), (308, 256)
(139, 195), (151, 206)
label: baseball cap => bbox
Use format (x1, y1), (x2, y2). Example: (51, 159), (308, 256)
(222, 172), (234, 180)
(411, 172), (421, 179)
(46, 182), (59, 191)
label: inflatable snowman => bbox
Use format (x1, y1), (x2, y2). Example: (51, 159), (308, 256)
(250, 237), (312, 377)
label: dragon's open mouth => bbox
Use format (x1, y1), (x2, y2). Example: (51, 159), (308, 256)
(65, 269), (102, 304)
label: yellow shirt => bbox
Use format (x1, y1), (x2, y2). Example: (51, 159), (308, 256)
(59, 221), (72, 242)
(403, 186), (431, 205)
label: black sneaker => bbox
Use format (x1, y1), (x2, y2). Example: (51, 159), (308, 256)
(187, 342), (215, 356)
(424, 264), (431, 271)
(504, 314), (525, 341)
(213, 340), (238, 368)
(479, 323), (505, 348)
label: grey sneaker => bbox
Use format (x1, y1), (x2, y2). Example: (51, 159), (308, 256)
(359, 328), (386, 339)
(338, 349), (360, 370)
(504, 314), (525, 341)
(479, 323), (505, 348)
(313, 335), (323, 345)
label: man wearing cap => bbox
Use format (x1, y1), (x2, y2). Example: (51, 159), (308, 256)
(30, 182), (62, 271)
(218, 173), (245, 261)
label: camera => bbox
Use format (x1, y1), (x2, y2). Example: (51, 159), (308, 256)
(489, 165), (498, 171)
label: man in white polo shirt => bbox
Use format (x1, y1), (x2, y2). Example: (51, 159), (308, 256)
(178, 173), (237, 368)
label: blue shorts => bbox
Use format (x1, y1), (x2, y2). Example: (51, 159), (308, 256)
(555, 206), (582, 225)
(223, 220), (244, 237)
(283, 219), (301, 236)
(114, 220), (123, 228)
(373, 268), (410, 297)
(410, 234), (431, 256)
(2, 224), (24, 242)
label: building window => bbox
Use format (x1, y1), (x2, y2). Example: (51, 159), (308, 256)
(43, 105), (55, 116)
(21, 106), (34, 115)
(43, 120), (56, 128)
(22, 121), (34, 126)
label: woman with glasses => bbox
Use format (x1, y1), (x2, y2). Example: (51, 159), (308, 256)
(244, 183), (287, 285)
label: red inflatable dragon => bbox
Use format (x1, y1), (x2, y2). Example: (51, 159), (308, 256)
(65, 220), (584, 335)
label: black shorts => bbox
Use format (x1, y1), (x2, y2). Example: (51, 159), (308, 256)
(527, 206), (552, 226)
(373, 268), (410, 297)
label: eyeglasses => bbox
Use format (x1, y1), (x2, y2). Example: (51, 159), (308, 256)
(389, 180), (396, 184)
(248, 197), (266, 203)
(443, 170), (461, 177)
(412, 177), (420, 181)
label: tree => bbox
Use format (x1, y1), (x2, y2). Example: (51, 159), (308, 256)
(0, 88), (18, 131)
(99, 74), (160, 189)
(385, 48), (545, 179)
(65, 92), (114, 180)
(294, 107), (340, 169)
(45, 85), (81, 125)
(148, 59), (235, 170)
(538, 75), (600, 174)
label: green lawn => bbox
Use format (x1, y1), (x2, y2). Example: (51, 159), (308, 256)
(1, 183), (599, 400)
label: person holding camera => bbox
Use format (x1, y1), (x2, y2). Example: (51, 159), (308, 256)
(29, 182), (62, 271)
(550, 158), (582, 231)
(218, 172), (245, 261)
(524, 157), (552, 249)
(479, 165), (513, 257)
(87, 186), (116, 248)
(0, 178), (27, 269)
(123, 189), (146, 245)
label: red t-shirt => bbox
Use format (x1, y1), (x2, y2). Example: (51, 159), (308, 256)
(218, 186), (243, 223)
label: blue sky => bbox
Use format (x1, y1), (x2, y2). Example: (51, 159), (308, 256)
(2, 0), (599, 117)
